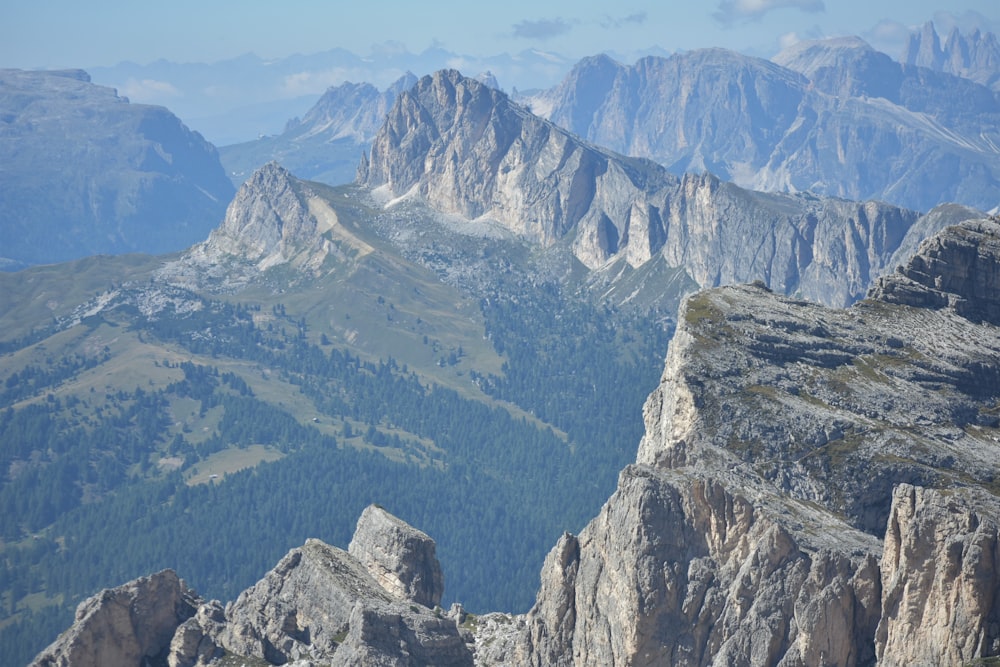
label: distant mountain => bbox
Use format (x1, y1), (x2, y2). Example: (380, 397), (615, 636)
(219, 74), (418, 187)
(359, 69), (978, 307)
(522, 42), (1000, 213)
(902, 21), (1000, 92)
(0, 69), (234, 268)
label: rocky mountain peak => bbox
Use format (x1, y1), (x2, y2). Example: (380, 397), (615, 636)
(357, 69), (937, 305)
(199, 161), (323, 269)
(359, 67), (676, 268)
(162, 161), (363, 289)
(903, 21), (1000, 91)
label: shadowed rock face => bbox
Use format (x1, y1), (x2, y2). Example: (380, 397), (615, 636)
(870, 218), (1000, 325)
(359, 69), (925, 307)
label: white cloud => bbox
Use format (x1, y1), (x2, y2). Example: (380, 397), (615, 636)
(117, 78), (182, 103)
(511, 18), (574, 41)
(714, 0), (825, 25)
(778, 32), (802, 50)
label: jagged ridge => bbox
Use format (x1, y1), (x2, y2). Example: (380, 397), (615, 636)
(359, 69), (937, 307)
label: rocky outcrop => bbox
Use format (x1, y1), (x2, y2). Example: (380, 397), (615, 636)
(195, 505), (469, 666)
(32, 505), (473, 667)
(30, 570), (200, 667)
(197, 161), (329, 271)
(348, 504), (445, 608)
(161, 162), (374, 290)
(0, 68), (234, 268)
(902, 21), (1000, 92)
(359, 69), (921, 307)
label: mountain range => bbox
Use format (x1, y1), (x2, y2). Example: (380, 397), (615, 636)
(3, 20), (1000, 667)
(525, 37), (1000, 213)
(219, 25), (1000, 220)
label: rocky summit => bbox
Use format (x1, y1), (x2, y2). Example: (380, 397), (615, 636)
(32, 219), (1000, 665)
(31, 505), (473, 667)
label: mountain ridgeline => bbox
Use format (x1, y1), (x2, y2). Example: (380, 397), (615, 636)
(523, 38), (1000, 214)
(359, 69), (976, 307)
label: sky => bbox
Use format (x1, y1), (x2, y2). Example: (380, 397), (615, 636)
(4, 0), (1000, 71)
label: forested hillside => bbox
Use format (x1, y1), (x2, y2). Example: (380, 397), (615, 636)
(0, 259), (671, 665)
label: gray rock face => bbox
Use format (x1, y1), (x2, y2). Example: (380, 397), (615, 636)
(524, 43), (1000, 213)
(359, 69), (921, 307)
(30, 570), (199, 667)
(162, 161), (364, 290)
(348, 504), (445, 608)
(0, 68), (234, 269)
(32, 506), (472, 667)
(495, 466), (882, 667)
(876, 484), (1000, 665)
(477, 219), (1000, 665)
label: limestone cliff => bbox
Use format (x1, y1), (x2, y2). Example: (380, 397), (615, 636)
(160, 161), (373, 290)
(524, 42), (1000, 213)
(359, 69), (924, 307)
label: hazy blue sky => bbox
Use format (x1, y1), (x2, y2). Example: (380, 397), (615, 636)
(4, 1), (999, 69)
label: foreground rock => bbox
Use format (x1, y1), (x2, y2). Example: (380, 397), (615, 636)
(30, 570), (199, 667)
(33, 506), (472, 667)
